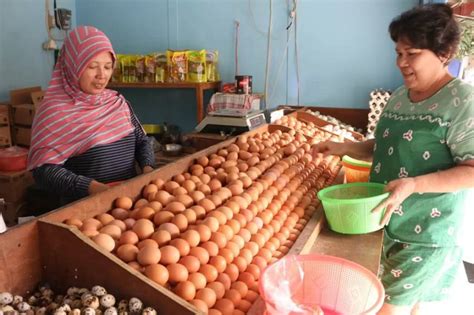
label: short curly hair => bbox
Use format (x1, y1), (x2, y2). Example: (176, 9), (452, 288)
(389, 4), (460, 59)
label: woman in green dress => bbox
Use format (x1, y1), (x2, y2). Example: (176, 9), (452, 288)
(313, 4), (474, 315)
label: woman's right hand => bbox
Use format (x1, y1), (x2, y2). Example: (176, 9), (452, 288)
(311, 141), (347, 157)
(88, 180), (109, 195)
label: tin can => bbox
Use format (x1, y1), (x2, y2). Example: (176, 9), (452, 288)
(235, 75), (252, 94)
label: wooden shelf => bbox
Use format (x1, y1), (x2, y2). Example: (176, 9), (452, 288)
(108, 81), (221, 123)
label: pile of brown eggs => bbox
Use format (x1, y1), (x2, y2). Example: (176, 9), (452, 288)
(65, 128), (341, 315)
(0, 285), (157, 315)
(274, 116), (344, 143)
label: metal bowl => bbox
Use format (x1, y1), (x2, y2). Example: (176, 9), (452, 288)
(163, 143), (183, 156)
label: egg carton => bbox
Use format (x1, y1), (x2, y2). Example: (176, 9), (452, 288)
(303, 110), (363, 142)
(366, 89), (391, 139)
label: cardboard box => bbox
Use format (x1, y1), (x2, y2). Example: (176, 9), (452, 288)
(12, 104), (35, 126)
(9, 86), (41, 105)
(31, 91), (45, 106)
(0, 170), (33, 203)
(0, 104), (10, 125)
(0, 126), (12, 147)
(2, 201), (27, 226)
(13, 126), (31, 147)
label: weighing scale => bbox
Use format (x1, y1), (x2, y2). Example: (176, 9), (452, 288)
(195, 109), (267, 135)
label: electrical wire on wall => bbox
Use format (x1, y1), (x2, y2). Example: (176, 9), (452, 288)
(294, 0), (300, 104)
(268, 0), (297, 105)
(235, 20), (240, 77)
(264, 0), (273, 108)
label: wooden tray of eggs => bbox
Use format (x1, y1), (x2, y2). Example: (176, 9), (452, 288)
(291, 109), (365, 142)
(0, 123), (342, 315)
(273, 112), (347, 143)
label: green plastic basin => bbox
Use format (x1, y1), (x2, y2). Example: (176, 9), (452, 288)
(317, 182), (389, 234)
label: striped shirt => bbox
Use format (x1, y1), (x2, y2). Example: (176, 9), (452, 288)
(32, 111), (154, 203)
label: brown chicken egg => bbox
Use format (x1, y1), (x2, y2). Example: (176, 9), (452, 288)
(96, 213), (115, 226)
(145, 263), (169, 286)
(64, 218), (83, 229)
(200, 241), (219, 257)
(115, 197), (133, 210)
(175, 280), (196, 301)
(132, 219), (154, 240)
(150, 230), (171, 246)
(196, 288), (217, 308)
(116, 244), (139, 262)
(118, 230), (139, 245)
(167, 263), (189, 284)
(170, 238), (191, 256)
(137, 245), (161, 265)
(99, 224), (122, 240)
(92, 233), (115, 252)
(189, 247), (210, 265)
(160, 245), (181, 265)
(181, 229), (200, 247)
(179, 255), (201, 273)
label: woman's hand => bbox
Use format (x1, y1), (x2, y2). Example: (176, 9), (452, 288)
(311, 141), (347, 157)
(143, 166), (154, 174)
(372, 177), (417, 226)
(88, 180), (109, 195)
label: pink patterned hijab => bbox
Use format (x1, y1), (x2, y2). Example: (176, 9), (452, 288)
(28, 26), (134, 170)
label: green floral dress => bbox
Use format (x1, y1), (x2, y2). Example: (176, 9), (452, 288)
(370, 78), (474, 305)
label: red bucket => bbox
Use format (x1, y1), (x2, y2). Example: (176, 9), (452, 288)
(0, 146), (28, 171)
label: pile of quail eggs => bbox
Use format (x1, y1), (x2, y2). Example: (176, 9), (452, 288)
(0, 285), (157, 315)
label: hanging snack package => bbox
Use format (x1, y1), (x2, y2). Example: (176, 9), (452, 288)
(206, 50), (220, 82)
(126, 55), (137, 83)
(135, 55), (146, 83)
(187, 50), (207, 82)
(144, 55), (156, 83)
(112, 54), (123, 82)
(167, 50), (188, 82)
(154, 52), (167, 83)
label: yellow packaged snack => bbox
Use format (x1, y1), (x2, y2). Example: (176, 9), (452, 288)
(136, 55), (146, 83)
(187, 50), (207, 82)
(154, 52), (167, 83)
(112, 54), (123, 82)
(144, 55), (156, 83)
(167, 50), (188, 82)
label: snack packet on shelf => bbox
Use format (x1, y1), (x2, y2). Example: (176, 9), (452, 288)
(167, 50), (188, 82)
(144, 55), (156, 83)
(154, 52), (167, 83)
(135, 55), (146, 83)
(187, 49), (207, 82)
(112, 54), (123, 82)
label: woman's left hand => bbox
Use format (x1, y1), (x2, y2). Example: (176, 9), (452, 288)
(372, 177), (417, 226)
(143, 166), (154, 174)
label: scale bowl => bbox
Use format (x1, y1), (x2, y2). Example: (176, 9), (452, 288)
(163, 144), (183, 156)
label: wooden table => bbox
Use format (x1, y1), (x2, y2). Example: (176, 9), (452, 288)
(108, 81), (221, 123)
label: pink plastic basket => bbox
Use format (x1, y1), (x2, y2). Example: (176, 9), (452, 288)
(259, 254), (384, 315)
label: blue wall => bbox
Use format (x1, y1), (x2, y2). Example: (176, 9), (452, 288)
(2, 0), (418, 132)
(0, 0), (75, 101)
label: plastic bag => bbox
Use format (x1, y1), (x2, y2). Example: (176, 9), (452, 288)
(260, 255), (319, 315)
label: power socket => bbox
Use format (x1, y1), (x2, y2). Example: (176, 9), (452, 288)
(47, 14), (55, 29)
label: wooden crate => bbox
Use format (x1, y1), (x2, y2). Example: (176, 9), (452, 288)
(0, 122), (381, 315)
(0, 170), (33, 202)
(12, 104), (36, 126)
(9, 86), (41, 105)
(0, 104), (10, 125)
(0, 126), (12, 147)
(12, 126), (31, 147)
(0, 124), (290, 314)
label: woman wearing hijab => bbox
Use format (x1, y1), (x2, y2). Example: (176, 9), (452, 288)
(28, 26), (154, 204)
